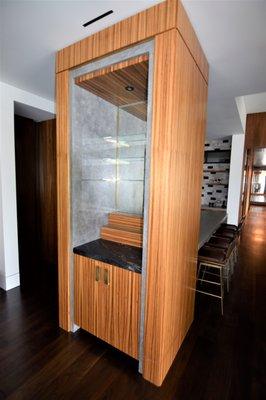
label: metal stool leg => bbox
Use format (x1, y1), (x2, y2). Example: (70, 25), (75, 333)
(197, 262), (203, 280)
(200, 265), (207, 284)
(196, 261), (225, 316)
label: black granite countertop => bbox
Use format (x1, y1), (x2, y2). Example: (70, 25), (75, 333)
(73, 239), (142, 274)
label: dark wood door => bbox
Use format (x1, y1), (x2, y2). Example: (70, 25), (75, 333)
(36, 119), (57, 291)
(242, 149), (254, 218)
(15, 115), (38, 289)
(15, 115), (57, 295)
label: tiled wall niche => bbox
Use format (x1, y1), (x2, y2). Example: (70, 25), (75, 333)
(72, 84), (147, 247)
(70, 41), (154, 250)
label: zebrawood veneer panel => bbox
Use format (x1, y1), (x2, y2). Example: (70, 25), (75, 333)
(56, 71), (71, 331)
(176, 1), (209, 83)
(56, 1), (208, 84)
(74, 255), (140, 359)
(75, 54), (148, 85)
(74, 255), (98, 334)
(111, 264), (140, 359)
(100, 213), (144, 247)
(100, 225), (143, 248)
(108, 212), (143, 229)
(143, 29), (208, 386)
(75, 56), (148, 121)
(56, 0), (178, 73)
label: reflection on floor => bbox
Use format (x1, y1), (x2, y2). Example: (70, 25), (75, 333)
(0, 206), (265, 399)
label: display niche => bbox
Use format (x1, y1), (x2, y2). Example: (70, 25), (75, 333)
(71, 55), (149, 247)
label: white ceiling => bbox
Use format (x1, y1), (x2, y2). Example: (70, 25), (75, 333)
(1, 0), (266, 138)
(14, 101), (55, 122)
(0, 0), (163, 100)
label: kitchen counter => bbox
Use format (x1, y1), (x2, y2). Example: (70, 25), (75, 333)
(73, 238), (142, 274)
(198, 209), (227, 249)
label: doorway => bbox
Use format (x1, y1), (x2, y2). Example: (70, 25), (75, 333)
(250, 148), (266, 206)
(14, 114), (57, 300)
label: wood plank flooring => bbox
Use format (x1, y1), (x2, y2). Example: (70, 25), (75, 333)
(0, 206), (265, 399)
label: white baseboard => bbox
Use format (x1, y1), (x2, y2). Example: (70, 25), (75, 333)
(0, 273), (20, 291)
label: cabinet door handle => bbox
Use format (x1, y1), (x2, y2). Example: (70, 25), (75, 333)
(103, 269), (110, 285)
(95, 266), (100, 282)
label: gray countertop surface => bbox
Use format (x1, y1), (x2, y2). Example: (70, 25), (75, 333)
(198, 209), (227, 249)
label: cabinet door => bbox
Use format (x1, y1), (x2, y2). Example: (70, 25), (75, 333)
(74, 255), (140, 359)
(96, 262), (141, 359)
(74, 255), (98, 335)
(110, 266), (140, 359)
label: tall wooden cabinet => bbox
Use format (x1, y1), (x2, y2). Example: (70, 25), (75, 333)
(56, 0), (209, 386)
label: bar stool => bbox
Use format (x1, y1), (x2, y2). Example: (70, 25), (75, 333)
(221, 220), (244, 237)
(213, 228), (239, 264)
(205, 235), (237, 275)
(214, 227), (237, 239)
(221, 223), (238, 231)
(197, 245), (231, 315)
(207, 236), (234, 249)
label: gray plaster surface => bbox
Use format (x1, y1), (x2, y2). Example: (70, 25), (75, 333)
(199, 209), (227, 249)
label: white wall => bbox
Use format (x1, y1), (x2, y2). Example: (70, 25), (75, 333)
(0, 82), (55, 290)
(0, 170), (5, 288)
(227, 134), (245, 225)
(235, 96), (247, 132)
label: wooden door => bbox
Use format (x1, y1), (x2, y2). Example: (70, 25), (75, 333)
(15, 116), (57, 293)
(242, 149), (254, 217)
(36, 120), (57, 277)
(15, 115), (38, 290)
(96, 262), (140, 359)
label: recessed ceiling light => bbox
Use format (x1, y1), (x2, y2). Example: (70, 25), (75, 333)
(83, 10), (113, 27)
(125, 85), (134, 92)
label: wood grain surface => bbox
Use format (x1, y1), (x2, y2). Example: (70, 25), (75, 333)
(108, 212), (143, 229)
(55, 1), (208, 82)
(75, 55), (148, 120)
(142, 28), (208, 386)
(74, 255), (140, 359)
(56, 71), (71, 331)
(56, 0), (178, 72)
(245, 112), (266, 149)
(100, 225), (143, 248)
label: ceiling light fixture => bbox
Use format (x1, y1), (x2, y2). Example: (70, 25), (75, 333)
(125, 85), (134, 92)
(83, 10), (113, 27)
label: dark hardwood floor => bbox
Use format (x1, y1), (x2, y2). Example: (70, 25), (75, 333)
(0, 206), (265, 399)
